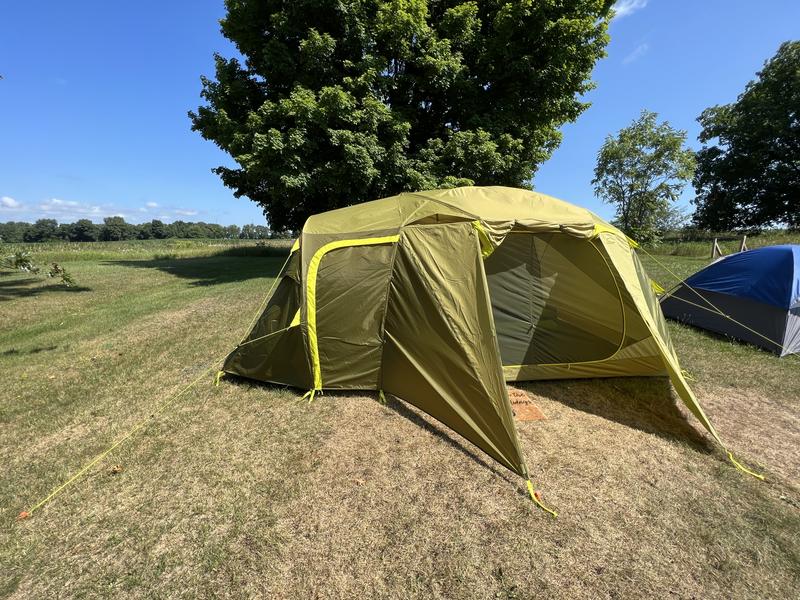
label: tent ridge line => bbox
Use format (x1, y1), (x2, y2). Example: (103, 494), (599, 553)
(403, 192), (480, 222)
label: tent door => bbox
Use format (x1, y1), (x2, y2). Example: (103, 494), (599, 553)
(484, 232), (626, 368)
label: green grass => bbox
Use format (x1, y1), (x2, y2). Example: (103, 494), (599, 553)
(2, 237), (293, 263)
(1, 240), (798, 598)
(652, 229), (800, 257)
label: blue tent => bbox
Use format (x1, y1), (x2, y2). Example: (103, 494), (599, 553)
(660, 245), (800, 356)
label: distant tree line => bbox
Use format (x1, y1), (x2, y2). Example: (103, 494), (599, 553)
(0, 217), (284, 243)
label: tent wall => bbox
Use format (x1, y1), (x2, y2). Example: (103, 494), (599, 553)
(222, 251), (312, 388)
(381, 223), (527, 477)
(491, 232), (668, 381)
(486, 232), (623, 365)
(661, 287), (789, 355)
(299, 233), (400, 391)
(314, 243), (396, 388)
(783, 309), (800, 356)
(222, 326), (311, 389)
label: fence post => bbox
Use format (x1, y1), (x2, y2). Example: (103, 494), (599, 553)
(711, 238), (724, 259)
(739, 235), (748, 252)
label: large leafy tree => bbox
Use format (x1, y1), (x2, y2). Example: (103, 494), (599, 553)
(692, 41), (800, 230)
(70, 219), (100, 242)
(191, 0), (614, 231)
(100, 217), (137, 241)
(592, 110), (696, 244)
(23, 219), (58, 243)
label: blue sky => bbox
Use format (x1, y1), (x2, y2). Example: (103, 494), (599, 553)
(1, 1), (798, 226)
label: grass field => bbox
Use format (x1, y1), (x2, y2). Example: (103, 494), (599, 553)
(655, 229), (799, 257)
(2, 239), (798, 598)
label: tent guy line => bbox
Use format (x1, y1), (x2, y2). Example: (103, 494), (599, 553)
(16, 252), (294, 521)
(657, 245), (800, 358)
(17, 352), (230, 520)
(664, 294), (784, 353)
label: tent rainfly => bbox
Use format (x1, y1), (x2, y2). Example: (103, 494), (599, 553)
(221, 186), (748, 496)
(660, 245), (800, 356)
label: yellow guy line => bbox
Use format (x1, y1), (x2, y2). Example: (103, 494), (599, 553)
(305, 235), (399, 393)
(665, 294), (785, 353)
(18, 355), (228, 520)
(18, 246), (297, 520)
(637, 245), (791, 356)
(634, 245), (769, 480)
(527, 480), (558, 518)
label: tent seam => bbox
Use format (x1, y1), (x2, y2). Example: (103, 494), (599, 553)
(377, 231), (403, 392)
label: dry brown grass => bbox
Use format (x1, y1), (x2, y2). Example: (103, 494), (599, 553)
(2, 251), (799, 598)
(698, 384), (800, 483)
(247, 379), (798, 599)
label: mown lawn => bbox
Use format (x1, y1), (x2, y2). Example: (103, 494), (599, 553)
(1, 242), (798, 599)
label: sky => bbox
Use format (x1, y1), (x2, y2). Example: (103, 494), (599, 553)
(1, 1), (798, 226)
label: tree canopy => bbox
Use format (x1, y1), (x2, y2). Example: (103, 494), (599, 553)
(592, 110), (695, 244)
(190, 0), (614, 230)
(692, 41), (800, 230)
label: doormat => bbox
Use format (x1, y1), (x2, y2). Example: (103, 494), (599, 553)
(507, 387), (546, 421)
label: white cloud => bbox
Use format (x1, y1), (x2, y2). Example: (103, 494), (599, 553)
(623, 43), (649, 64)
(613, 0), (648, 19)
(33, 197), (131, 221)
(43, 198), (80, 208)
(1, 196), (21, 209)
(1, 195), (203, 223)
(38, 197), (104, 218)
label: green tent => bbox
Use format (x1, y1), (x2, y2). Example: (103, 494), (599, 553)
(222, 186), (727, 484)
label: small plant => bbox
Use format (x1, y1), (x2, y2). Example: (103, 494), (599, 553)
(1, 251), (76, 287)
(47, 263), (76, 287)
(1, 251), (40, 273)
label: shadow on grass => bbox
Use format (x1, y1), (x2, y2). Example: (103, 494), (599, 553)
(520, 377), (713, 452)
(384, 395), (515, 482)
(2, 345), (58, 356)
(220, 374), (714, 476)
(382, 378), (714, 479)
(108, 249), (289, 286)
(0, 275), (91, 302)
(219, 376), (515, 481)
